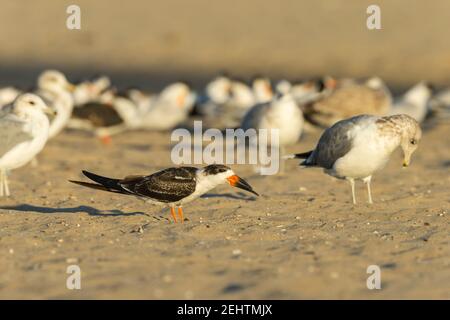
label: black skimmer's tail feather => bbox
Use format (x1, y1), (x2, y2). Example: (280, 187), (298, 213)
(68, 180), (125, 194)
(80, 170), (128, 193)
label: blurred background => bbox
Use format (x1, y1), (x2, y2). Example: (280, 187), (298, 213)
(1, 0), (450, 90)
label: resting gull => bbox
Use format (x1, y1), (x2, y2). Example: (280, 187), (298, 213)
(36, 70), (76, 139)
(241, 93), (304, 173)
(286, 114), (421, 204)
(303, 77), (392, 128)
(0, 93), (53, 196)
(388, 82), (432, 123)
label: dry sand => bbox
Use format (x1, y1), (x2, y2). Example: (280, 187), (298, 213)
(0, 119), (448, 299)
(0, 0), (449, 300)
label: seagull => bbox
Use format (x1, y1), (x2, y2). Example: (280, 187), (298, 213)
(0, 93), (54, 196)
(388, 82), (432, 123)
(0, 70), (75, 139)
(252, 76), (273, 103)
(428, 88), (450, 120)
(0, 86), (21, 108)
(134, 82), (196, 131)
(198, 77), (256, 128)
(205, 75), (232, 105)
(126, 87), (155, 112)
(286, 114), (422, 204)
(69, 164), (259, 223)
(36, 70), (75, 139)
(303, 77), (392, 128)
(72, 75), (111, 107)
(241, 93), (304, 173)
(277, 79), (327, 105)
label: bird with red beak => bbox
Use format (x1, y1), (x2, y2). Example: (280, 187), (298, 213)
(69, 164), (258, 223)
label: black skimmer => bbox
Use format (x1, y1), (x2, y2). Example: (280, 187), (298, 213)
(68, 82), (195, 144)
(69, 164), (258, 223)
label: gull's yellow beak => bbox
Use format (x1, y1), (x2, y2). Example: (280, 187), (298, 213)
(176, 92), (187, 108)
(66, 83), (76, 92)
(402, 159), (410, 167)
(44, 106), (57, 116)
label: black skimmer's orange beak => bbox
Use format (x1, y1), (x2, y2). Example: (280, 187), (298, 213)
(227, 175), (259, 196)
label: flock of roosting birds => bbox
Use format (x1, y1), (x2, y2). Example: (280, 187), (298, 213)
(1, 70), (449, 222)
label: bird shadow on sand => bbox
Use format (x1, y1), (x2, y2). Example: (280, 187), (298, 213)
(0, 204), (148, 217)
(201, 192), (257, 201)
(442, 160), (450, 167)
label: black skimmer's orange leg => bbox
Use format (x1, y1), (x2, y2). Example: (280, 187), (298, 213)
(170, 207), (177, 223)
(100, 135), (112, 145)
(177, 207), (184, 223)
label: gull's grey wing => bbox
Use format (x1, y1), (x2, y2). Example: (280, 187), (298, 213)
(241, 102), (270, 130)
(308, 115), (372, 169)
(119, 167), (198, 203)
(0, 113), (33, 158)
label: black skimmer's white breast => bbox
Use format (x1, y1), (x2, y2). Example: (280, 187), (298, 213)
(69, 164), (258, 223)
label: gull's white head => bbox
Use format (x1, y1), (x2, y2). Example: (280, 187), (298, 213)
(404, 82), (433, 106)
(38, 70), (75, 94)
(379, 114), (422, 167)
(206, 76), (232, 104)
(13, 93), (54, 116)
(252, 77), (273, 103)
(399, 116), (422, 167)
(275, 80), (292, 95)
(91, 76), (111, 93)
(161, 82), (195, 110)
(230, 81), (255, 108)
(365, 76), (387, 90)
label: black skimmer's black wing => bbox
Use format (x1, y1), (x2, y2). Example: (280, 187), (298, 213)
(119, 167), (198, 203)
(72, 103), (123, 127)
(70, 167), (198, 203)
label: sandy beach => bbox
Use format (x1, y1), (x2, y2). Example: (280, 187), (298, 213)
(0, 119), (448, 299)
(0, 0), (449, 300)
